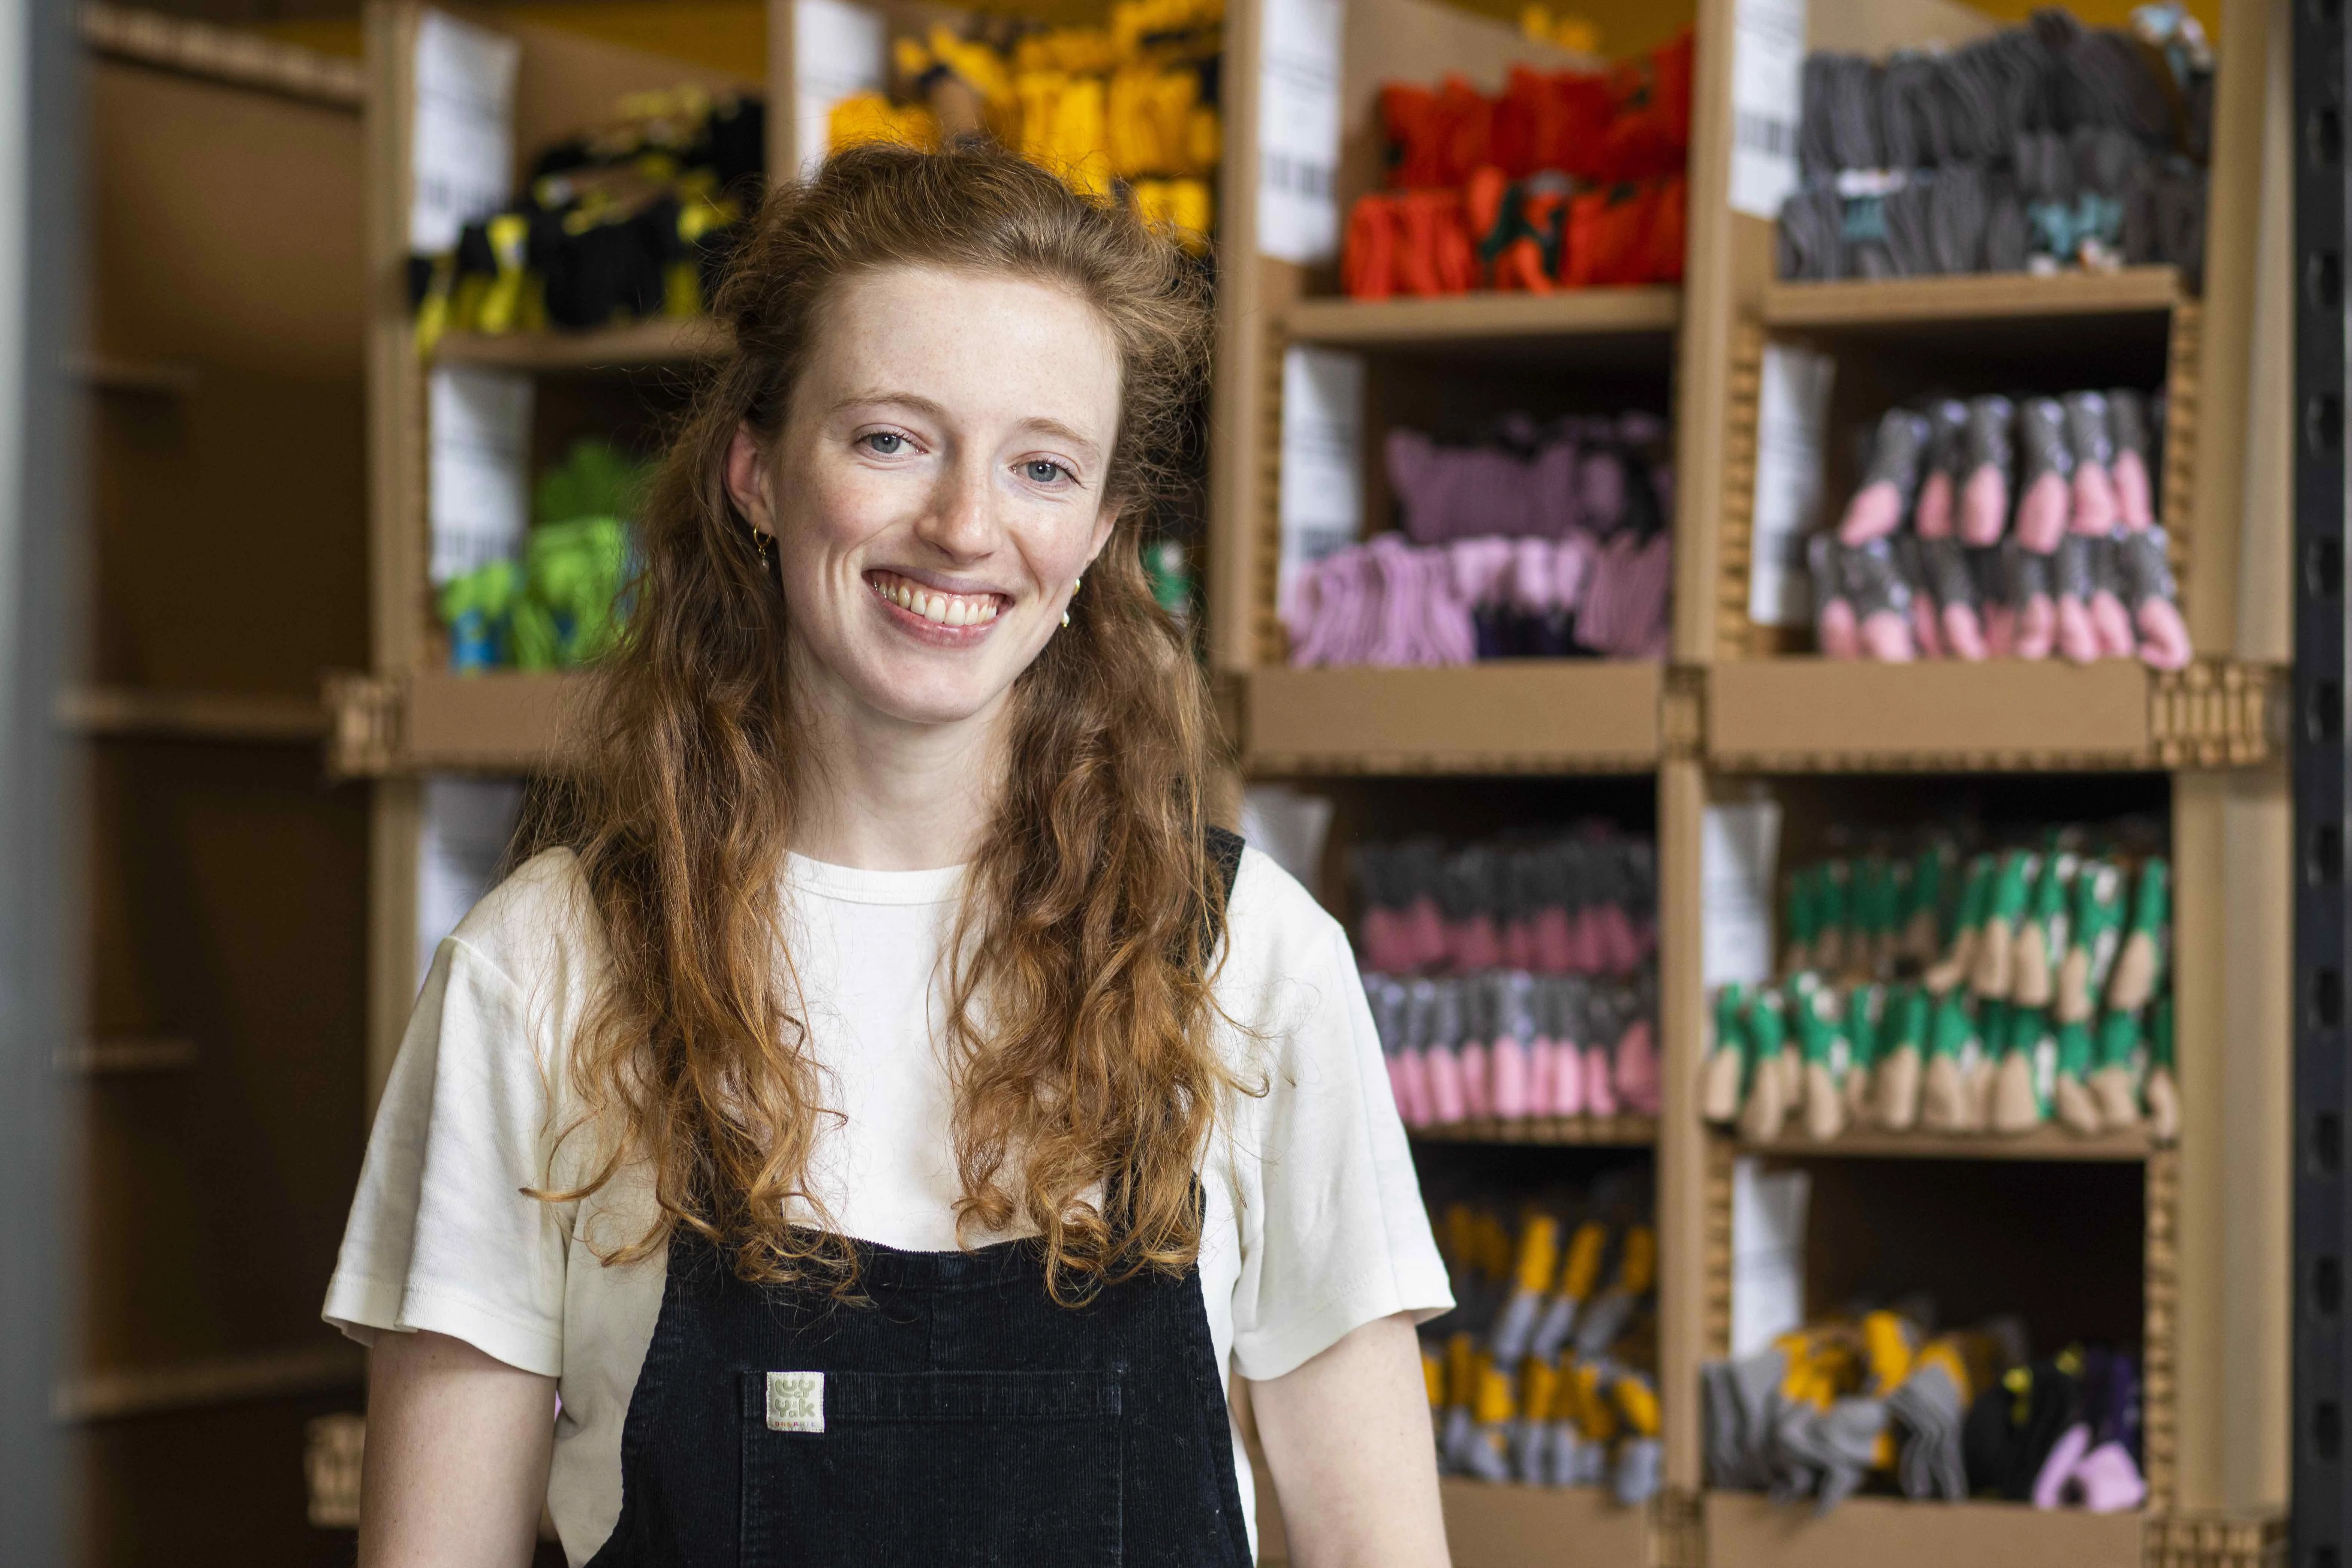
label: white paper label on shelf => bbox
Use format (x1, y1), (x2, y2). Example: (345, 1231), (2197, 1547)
(428, 365), (533, 585)
(1747, 342), (1835, 627)
(793, 0), (888, 178)
(1239, 784), (1336, 901)
(1731, 1157), (1810, 1357)
(417, 776), (525, 989)
(1256, 0), (1344, 262)
(410, 10), (520, 254)
(1729, 0), (1804, 219)
(1702, 797), (1782, 987)
(1277, 345), (1364, 618)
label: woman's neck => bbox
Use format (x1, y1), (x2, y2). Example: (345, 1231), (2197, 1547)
(786, 663), (1006, 874)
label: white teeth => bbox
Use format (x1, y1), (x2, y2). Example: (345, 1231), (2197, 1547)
(874, 574), (997, 627)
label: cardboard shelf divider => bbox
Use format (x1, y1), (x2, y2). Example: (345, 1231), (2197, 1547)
(1283, 287), (1681, 349)
(430, 316), (727, 371)
(1436, 1478), (1649, 1568)
(1706, 659), (2154, 771)
(329, 668), (588, 776)
(1760, 266), (2182, 330)
(1735, 1125), (2155, 1163)
(1703, 658), (2278, 773)
(1244, 662), (1663, 775)
(1701, 1493), (2145, 1568)
(1411, 1114), (1658, 1148)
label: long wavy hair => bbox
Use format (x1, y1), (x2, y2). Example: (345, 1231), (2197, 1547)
(520, 141), (1234, 1302)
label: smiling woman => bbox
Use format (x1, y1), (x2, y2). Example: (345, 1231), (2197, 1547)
(325, 143), (1455, 1568)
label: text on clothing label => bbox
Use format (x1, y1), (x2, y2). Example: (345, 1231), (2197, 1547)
(766, 1371), (826, 1433)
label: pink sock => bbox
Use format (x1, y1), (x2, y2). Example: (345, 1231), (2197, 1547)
(1426, 1044), (1466, 1123)
(1582, 1045), (1618, 1116)
(1459, 1041), (1491, 1118)
(1491, 1038), (1530, 1118)
(1614, 1020), (1659, 1115)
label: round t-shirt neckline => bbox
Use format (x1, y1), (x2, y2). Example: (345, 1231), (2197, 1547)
(784, 852), (966, 906)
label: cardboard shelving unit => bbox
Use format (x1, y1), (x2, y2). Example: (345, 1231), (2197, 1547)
(1243, 663), (1664, 774)
(431, 317), (727, 370)
(1732, 1125), (2158, 1163)
(1760, 266), (2186, 331)
(77, 8), (377, 1559)
(329, 0), (2294, 1561)
(1701, 1492), (2147, 1568)
(1411, 1115), (1659, 1148)
(1283, 285), (1682, 350)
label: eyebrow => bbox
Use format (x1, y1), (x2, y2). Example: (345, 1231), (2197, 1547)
(830, 390), (1106, 466)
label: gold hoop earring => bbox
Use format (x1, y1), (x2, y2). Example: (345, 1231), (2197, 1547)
(751, 527), (773, 569)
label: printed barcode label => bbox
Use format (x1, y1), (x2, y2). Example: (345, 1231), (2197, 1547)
(1737, 111), (1796, 159)
(1260, 152), (1334, 201)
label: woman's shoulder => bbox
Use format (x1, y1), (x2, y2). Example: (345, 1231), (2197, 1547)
(444, 846), (608, 991)
(1217, 844), (1352, 992)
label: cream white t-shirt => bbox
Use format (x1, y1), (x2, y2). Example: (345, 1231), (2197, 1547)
(323, 844), (1451, 1565)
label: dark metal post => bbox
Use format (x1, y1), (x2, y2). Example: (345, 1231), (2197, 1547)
(2296, 0), (2352, 1563)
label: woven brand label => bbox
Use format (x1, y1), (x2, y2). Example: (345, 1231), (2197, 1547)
(766, 1371), (825, 1433)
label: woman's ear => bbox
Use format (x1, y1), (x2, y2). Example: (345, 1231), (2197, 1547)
(1083, 508), (1121, 574)
(725, 423), (776, 540)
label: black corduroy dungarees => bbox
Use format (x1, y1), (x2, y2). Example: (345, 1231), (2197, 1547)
(583, 830), (1253, 1568)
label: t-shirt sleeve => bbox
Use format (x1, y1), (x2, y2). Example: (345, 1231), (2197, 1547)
(1224, 853), (1453, 1381)
(320, 924), (575, 1379)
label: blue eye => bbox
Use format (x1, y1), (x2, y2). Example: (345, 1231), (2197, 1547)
(1025, 459), (1071, 485)
(862, 432), (907, 455)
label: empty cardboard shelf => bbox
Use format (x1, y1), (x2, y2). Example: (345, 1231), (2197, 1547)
(1414, 1114), (1658, 1147)
(1246, 663), (1662, 774)
(1704, 1494), (2143, 1568)
(1762, 267), (2181, 329)
(1284, 287), (1680, 348)
(1706, 660), (2155, 771)
(1736, 1125), (2155, 1162)
(431, 317), (726, 370)
(1439, 1479), (1649, 1568)
(396, 669), (587, 773)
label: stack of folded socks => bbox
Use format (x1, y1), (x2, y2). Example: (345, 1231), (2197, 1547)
(1339, 29), (1691, 299)
(1356, 828), (1660, 1126)
(1698, 824), (2179, 1145)
(1284, 412), (1672, 666)
(1704, 1310), (2146, 1514)
(1806, 387), (2190, 669)
(828, 0), (1223, 249)
(410, 87), (766, 350)
(1777, 4), (2212, 283)
(1421, 1172), (1662, 1503)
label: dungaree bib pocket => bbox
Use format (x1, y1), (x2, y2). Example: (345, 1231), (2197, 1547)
(737, 1368), (1125, 1565)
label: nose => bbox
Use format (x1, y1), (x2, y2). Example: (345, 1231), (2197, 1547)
(913, 452), (998, 564)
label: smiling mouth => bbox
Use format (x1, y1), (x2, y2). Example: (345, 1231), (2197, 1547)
(866, 570), (1006, 628)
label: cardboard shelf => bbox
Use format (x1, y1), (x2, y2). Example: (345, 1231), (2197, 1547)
(1703, 1493), (2144, 1568)
(1735, 1125), (2156, 1162)
(58, 685), (328, 743)
(327, 668), (587, 776)
(430, 316), (726, 371)
(1284, 287), (1680, 350)
(1438, 1478), (1649, 1568)
(1704, 658), (2278, 772)
(1414, 1115), (1658, 1148)
(1761, 267), (2182, 330)
(1244, 662), (1663, 775)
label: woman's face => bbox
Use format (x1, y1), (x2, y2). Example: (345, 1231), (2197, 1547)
(726, 264), (1123, 731)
